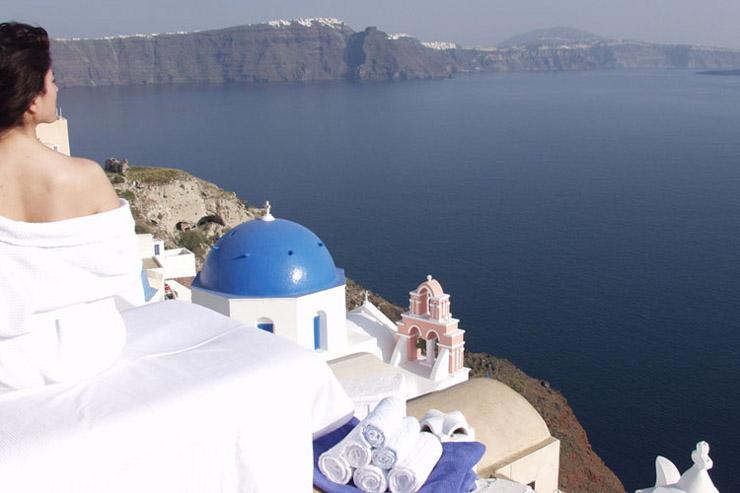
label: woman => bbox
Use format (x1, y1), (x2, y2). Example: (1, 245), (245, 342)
(0, 22), (144, 392)
(0, 23), (119, 221)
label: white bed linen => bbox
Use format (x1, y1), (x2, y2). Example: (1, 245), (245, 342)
(0, 301), (354, 493)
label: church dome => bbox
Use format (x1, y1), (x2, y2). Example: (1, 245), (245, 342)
(193, 215), (345, 298)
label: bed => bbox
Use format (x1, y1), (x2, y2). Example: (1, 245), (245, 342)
(0, 301), (353, 492)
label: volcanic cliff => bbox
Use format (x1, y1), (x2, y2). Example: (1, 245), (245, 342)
(52, 20), (740, 87)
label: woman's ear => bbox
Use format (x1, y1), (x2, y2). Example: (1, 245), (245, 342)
(26, 94), (41, 116)
(23, 92), (45, 127)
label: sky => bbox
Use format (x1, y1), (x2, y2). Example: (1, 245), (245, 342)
(6, 0), (740, 49)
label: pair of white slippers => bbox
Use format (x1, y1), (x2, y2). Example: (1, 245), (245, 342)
(419, 409), (475, 442)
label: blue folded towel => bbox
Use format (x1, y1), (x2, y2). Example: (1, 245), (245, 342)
(314, 418), (485, 493)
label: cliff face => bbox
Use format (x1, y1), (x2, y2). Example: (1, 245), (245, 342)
(110, 164), (625, 492)
(454, 42), (740, 73)
(455, 44), (617, 72)
(347, 28), (456, 81)
(612, 42), (740, 69)
(52, 21), (454, 87)
(53, 22), (353, 86)
(52, 21), (740, 87)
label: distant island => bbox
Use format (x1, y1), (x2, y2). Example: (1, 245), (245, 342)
(496, 26), (608, 47)
(698, 69), (740, 76)
(51, 21), (740, 87)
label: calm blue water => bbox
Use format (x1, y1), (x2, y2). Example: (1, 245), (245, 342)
(61, 70), (740, 491)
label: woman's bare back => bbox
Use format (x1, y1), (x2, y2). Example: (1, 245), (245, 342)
(0, 133), (119, 223)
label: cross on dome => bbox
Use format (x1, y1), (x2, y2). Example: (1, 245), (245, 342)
(262, 201), (275, 222)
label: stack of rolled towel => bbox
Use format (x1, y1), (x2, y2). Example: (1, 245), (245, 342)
(319, 396), (444, 493)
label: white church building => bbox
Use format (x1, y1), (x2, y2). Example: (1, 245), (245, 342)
(191, 204), (470, 406)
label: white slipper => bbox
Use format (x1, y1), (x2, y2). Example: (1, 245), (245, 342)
(420, 409), (475, 442)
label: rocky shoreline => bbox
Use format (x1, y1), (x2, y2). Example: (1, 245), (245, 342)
(109, 164), (625, 492)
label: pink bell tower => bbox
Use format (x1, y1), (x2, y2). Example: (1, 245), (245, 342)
(395, 275), (466, 379)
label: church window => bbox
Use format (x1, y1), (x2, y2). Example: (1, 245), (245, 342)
(313, 315), (321, 350)
(257, 323), (273, 333)
(313, 311), (327, 350)
(256, 317), (274, 333)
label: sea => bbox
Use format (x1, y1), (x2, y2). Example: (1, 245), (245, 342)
(60, 70), (740, 491)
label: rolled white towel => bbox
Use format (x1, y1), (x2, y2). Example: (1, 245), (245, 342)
(319, 425), (367, 484)
(361, 396), (406, 448)
(372, 416), (421, 470)
(387, 432), (443, 493)
(345, 439), (372, 468)
(353, 464), (388, 493)
(318, 452), (352, 486)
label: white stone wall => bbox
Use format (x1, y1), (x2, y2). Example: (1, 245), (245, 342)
(155, 248), (196, 278)
(229, 296), (298, 339)
(494, 437), (560, 493)
(191, 286), (231, 315)
(192, 285), (347, 354)
(138, 234), (155, 258)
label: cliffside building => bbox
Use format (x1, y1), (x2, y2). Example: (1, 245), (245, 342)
(138, 234), (197, 302)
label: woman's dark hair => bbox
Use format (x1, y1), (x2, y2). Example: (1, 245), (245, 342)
(0, 22), (51, 132)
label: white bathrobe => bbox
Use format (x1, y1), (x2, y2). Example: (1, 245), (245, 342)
(0, 199), (143, 391)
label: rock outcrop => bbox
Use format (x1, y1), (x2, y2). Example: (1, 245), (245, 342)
(111, 164), (625, 492)
(52, 21), (740, 88)
(108, 164), (258, 266)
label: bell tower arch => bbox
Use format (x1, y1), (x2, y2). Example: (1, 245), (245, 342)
(395, 275), (466, 378)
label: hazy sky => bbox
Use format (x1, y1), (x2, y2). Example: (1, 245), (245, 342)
(7, 0), (740, 49)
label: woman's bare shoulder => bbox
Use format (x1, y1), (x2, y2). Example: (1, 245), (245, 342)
(0, 137), (119, 222)
(60, 156), (120, 214)
(38, 152), (120, 218)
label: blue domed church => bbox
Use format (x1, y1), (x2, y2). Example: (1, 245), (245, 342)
(191, 204), (382, 360)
